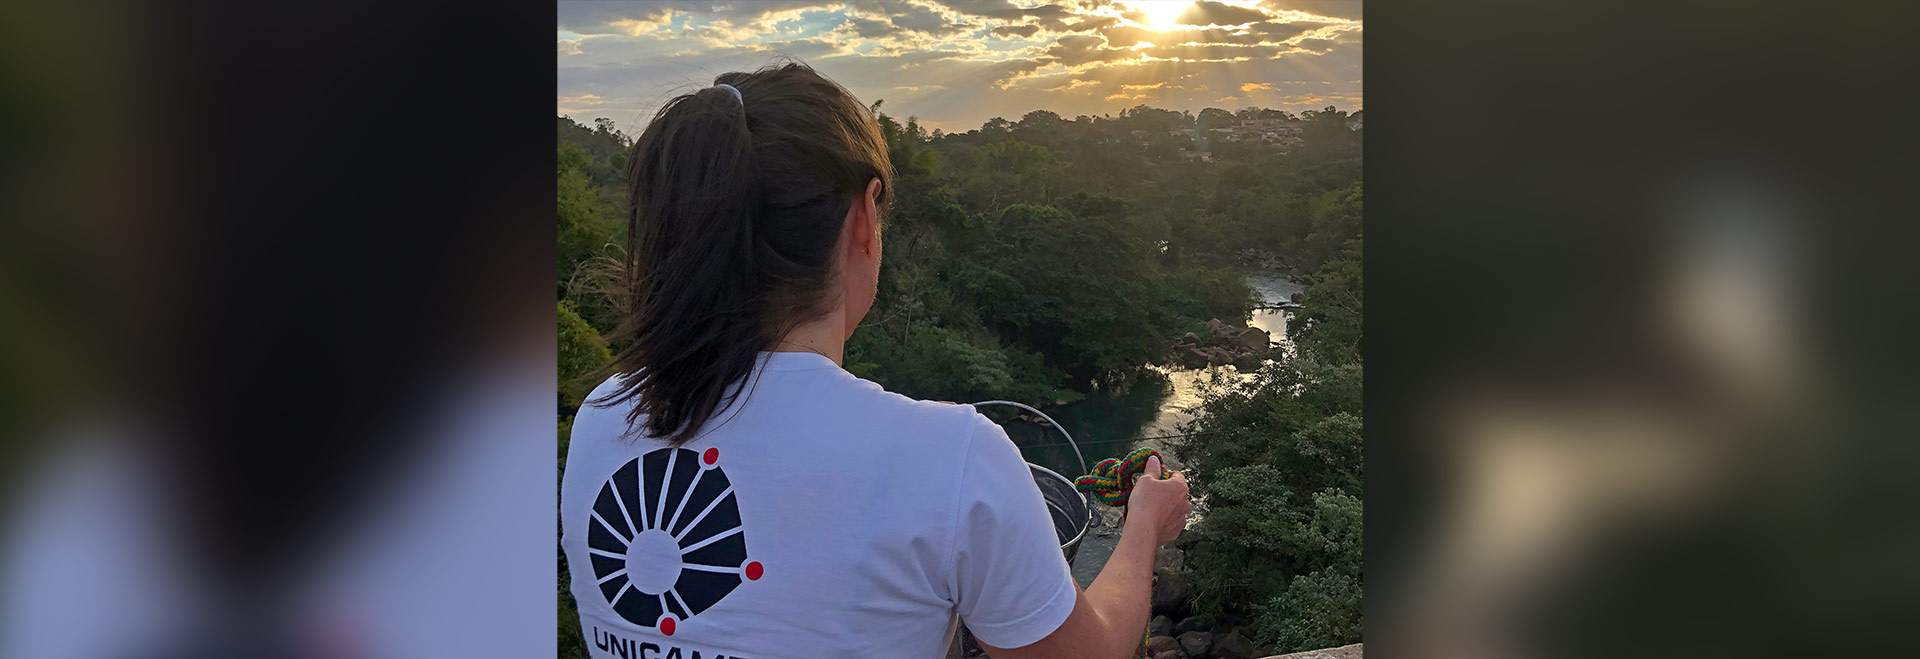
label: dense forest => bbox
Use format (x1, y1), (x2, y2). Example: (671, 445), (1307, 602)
(559, 100), (1362, 655)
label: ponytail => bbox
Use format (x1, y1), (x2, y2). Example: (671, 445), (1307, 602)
(596, 60), (892, 445)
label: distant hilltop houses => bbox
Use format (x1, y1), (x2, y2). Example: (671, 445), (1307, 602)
(864, 104), (1358, 164)
(1176, 109), (1362, 161)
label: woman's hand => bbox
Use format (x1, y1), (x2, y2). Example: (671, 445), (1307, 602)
(1124, 455), (1190, 546)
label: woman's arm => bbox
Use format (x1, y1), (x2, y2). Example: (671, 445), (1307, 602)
(981, 456), (1190, 659)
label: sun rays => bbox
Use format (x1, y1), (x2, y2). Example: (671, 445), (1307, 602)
(1132, 0), (1193, 28)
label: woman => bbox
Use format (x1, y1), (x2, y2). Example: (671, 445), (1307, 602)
(561, 61), (1190, 659)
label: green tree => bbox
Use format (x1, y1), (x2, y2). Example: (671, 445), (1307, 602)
(966, 204), (1165, 383)
(1292, 238), (1363, 364)
(558, 300), (612, 417)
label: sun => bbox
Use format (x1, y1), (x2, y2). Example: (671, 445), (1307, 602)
(1132, 1), (1191, 28)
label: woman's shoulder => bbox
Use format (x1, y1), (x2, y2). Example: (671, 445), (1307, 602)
(837, 373), (996, 434)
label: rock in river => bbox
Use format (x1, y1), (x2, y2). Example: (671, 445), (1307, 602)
(1233, 326), (1271, 352)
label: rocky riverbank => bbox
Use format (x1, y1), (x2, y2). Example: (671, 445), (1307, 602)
(1166, 318), (1275, 370)
(1144, 544), (1361, 659)
(1140, 545), (1260, 659)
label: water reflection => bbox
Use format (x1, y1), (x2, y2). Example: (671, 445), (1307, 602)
(994, 271), (1302, 469)
(976, 272), (1303, 584)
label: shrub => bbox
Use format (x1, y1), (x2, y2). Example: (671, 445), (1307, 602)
(558, 300), (612, 416)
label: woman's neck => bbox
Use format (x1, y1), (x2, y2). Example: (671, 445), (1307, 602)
(772, 309), (847, 365)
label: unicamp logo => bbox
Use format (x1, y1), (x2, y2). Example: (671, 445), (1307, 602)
(586, 446), (761, 635)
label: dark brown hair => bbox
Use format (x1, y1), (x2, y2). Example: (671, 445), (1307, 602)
(595, 60), (892, 445)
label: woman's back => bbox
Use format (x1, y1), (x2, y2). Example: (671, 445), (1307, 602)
(562, 61), (1188, 658)
(561, 352), (1077, 658)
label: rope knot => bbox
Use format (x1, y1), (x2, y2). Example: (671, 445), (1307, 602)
(1073, 447), (1170, 507)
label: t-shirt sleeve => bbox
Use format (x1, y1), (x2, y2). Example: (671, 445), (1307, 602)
(947, 412), (1079, 649)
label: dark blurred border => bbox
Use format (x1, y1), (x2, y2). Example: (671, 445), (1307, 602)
(2, 1), (554, 656)
(1367, 2), (1920, 657)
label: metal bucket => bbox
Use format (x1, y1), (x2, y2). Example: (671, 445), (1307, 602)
(970, 401), (1094, 565)
(1030, 463), (1092, 563)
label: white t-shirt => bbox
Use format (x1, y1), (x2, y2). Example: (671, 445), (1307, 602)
(562, 352), (1078, 659)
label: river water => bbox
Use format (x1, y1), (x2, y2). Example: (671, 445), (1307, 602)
(981, 272), (1304, 585)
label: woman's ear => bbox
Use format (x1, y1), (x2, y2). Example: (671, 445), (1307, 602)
(855, 177), (883, 256)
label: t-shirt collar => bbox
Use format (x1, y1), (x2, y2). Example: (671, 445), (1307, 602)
(757, 350), (840, 372)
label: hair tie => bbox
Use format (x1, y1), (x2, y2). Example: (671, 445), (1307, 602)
(715, 83), (743, 106)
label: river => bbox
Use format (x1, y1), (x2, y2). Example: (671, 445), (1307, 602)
(982, 272), (1305, 585)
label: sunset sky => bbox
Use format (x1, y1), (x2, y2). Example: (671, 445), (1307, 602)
(559, 0), (1361, 134)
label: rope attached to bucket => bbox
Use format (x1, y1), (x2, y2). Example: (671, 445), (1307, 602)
(1073, 447), (1172, 506)
(1073, 446), (1171, 658)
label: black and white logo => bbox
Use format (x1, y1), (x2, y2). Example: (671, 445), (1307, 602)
(586, 447), (761, 636)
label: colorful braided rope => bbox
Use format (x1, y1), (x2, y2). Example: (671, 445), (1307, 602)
(1073, 446), (1171, 658)
(1073, 447), (1172, 507)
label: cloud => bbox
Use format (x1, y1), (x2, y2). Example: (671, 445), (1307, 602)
(847, 16), (897, 38)
(1245, 20), (1329, 41)
(556, 4), (669, 36)
(1177, 0), (1273, 26)
(890, 2), (972, 34)
(1098, 25), (1154, 48)
(557, 1), (1360, 133)
(558, 1), (830, 36)
(1142, 43), (1283, 61)
(1258, 0), (1363, 21)
(1097, 20), (1325, 48)
(933, 0), (1074, 21)
(1066, 15), (1120, 32)
(1291, 37), (1336, 52)
(1045, 34), (1136, 66)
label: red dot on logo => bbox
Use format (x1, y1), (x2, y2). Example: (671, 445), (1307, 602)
(659, 616), (676, 636)
(744, 561), (763, 581)
(702, 448), (718, 465)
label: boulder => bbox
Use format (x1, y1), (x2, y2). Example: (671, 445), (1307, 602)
(1234, 327), (1271, 352)
(1176, 631), (1213, 658)
(1232, 352), (1264, 371)
(1155, 546), (1186, 574)
(1151, 651), (1184, 659)
(1146, 635), (1179, 655)
(1150, 571), (1192, 618)
(1149, 615), (1175, 637)
(1211, 632), (1253, 659)
(1173, 616), (1212, 636)
(1204, 347), (1236, 365)
(1182, 332), (1201, 345)
(1174, 345), (1212, 369)
(1205, 318), (1227, 335)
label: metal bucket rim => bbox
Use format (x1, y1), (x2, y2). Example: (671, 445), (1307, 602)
(1028, 462), (1092, 551)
